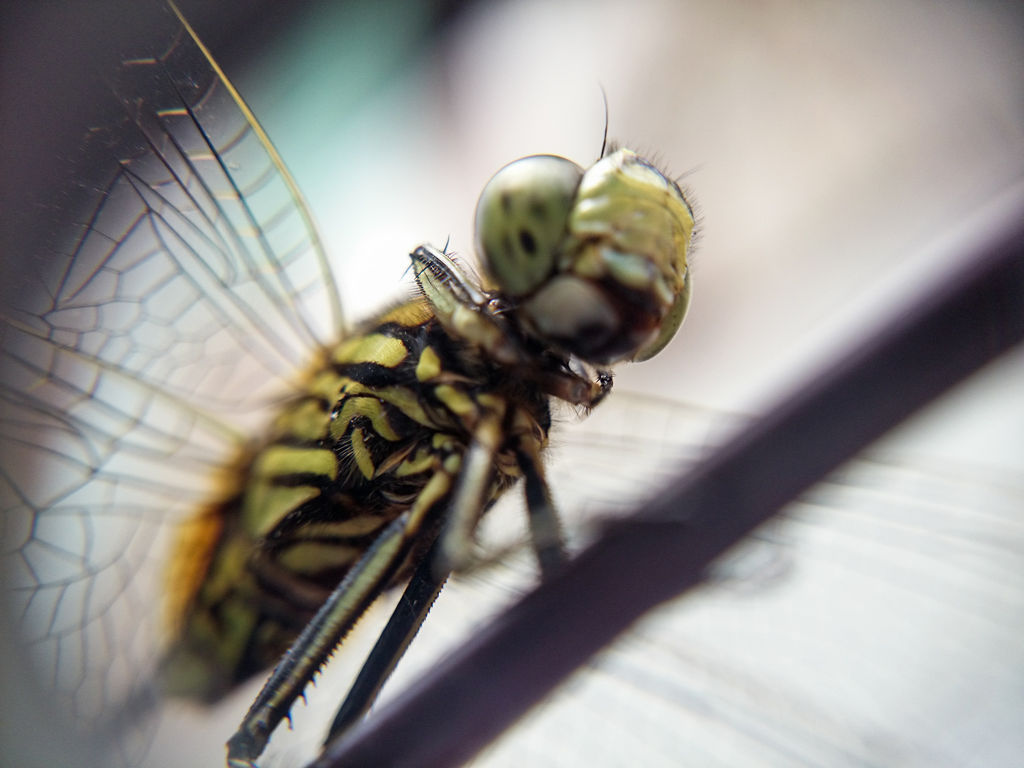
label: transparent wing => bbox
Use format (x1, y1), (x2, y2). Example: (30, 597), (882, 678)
(6, 9), (341, 420)
(0, 4), (341, 759)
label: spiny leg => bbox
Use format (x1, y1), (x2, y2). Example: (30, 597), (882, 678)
(321, 431), (571, 750)
(226, 469), (454, 768)
(325, 415), (506, 745)
(324, 535), (450, 744)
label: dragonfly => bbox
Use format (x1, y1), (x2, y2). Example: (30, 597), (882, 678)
(3, 4), (1022, 768)
(1, 3), (697, 766)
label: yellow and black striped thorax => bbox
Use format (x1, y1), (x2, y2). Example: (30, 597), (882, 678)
(168, 296), (552, 696)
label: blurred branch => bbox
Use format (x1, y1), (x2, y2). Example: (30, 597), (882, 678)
(311, 208), (1024, 768)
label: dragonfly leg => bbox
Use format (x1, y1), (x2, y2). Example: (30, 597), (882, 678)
(323, 535), (450, 744)
(517, 438), (568, 579)
(225, 469), (455, 767)
(324, 415), (507, 745)
(436, 412), (504, 575)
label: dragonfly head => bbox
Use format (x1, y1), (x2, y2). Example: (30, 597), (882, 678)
(475, 148), (695, 365)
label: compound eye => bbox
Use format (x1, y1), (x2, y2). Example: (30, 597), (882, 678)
(474, 154), (584, 297)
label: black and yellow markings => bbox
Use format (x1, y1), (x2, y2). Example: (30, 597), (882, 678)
(378, 297), (433, 327)
(348, 426), (376, 480)
(329, 396), (403, 442)
(415, 345), (442, 381)
(275, 540), (362, 575)
(240, 305), (487, 569)
(433, 383), (477, 418)
(337, 380), (434, 433)
(271, 396), (333, 440)
(243, 445), (338, 537)
(332, 331), (409, 368)
(393, 438), (450, 478)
